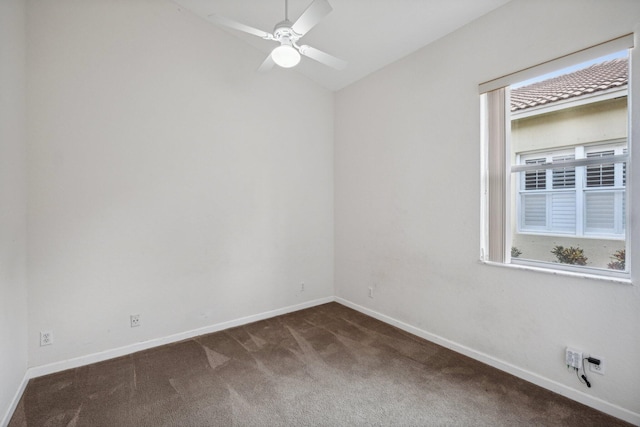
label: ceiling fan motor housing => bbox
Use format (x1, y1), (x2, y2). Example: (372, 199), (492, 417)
(274, 21), (302, 43)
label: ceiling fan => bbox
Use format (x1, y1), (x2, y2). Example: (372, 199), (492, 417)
(208, 0), (347, 71)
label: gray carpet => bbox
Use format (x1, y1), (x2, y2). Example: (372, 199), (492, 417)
(9, 302), (631, 426)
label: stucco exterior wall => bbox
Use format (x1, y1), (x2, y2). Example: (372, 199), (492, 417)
(512, 96), (627, 152)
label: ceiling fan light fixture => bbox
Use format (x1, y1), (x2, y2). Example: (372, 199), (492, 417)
(207, 0), (345, 72)
(271, 44), (301, 68)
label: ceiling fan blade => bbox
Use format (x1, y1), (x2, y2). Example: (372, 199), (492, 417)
(298, 45), (346, 70)
(291, 0), (332, 36)
(258, 54), (275, 73)
(207, 14), (272, 39)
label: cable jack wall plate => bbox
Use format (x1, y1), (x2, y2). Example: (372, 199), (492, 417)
(40, 331), (53, 346)
(565, 347), (582, 369)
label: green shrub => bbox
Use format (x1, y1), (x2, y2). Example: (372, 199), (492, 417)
(551, 245), (587, 265)
(607, 249), (625, 270)
(511, 247), (522, 258)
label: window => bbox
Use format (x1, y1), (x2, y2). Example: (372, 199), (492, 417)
(516, 143), (626, 238)
(480, 35), (632, 277)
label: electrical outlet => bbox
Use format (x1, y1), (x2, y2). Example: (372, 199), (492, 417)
(130, 314), (141, 328)
(368, 287), (374, 298)
(300, 282), (305, 292)
(565, 347), (582, 369)
(40, 331), (53, 346)
(588, 356), (605, 375)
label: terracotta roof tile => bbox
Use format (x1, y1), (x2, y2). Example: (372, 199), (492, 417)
(510, 57), (628, 112)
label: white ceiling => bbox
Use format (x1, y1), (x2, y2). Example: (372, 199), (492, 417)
(172, 0), (511, 91)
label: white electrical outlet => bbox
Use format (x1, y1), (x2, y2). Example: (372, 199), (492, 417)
(368, 287), (374, 298)
(588, 355), (605, 375)
(300, 282), (305, 292)
(130, 314), (141, 328)
(565, 347), (583, 369)
(40, 331), (53, 346)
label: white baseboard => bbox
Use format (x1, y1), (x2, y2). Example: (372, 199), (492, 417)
(335, 297), (640, 426)
(26, 296), (333, 380)
(7, 296), (638, 426)
(2, 296), (332, 426)
(1, 373), (29, 427)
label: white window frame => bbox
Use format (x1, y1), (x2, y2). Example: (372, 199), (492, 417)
(479, 34), (634, 281)
(516, 141), (627, 239)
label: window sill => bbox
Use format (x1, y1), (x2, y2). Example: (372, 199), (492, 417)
(479, 259), (632, 285)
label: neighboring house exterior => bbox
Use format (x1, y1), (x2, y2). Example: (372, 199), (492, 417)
(510, 57), (628, 269)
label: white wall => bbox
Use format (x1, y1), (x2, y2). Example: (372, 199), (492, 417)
(0, 0), (28, 423)
(335, 0), (640, 421)
(26, 0), (334, 367)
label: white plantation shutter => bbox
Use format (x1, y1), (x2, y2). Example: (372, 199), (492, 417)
(585, 191), (616, 232)
(524, 158), (546, 190)
(549, 154), (576, 233)
(586, 151), (615, 187)
(550, 192), (576, 232)
(622, 193), (626, 232)
(522, 194), (546, 228)
(520, 191), (576, 233)
(552, 155), (575, 189)
(623, 148), (627, 185)
(517, 145), (626, 236)
(583, 149), (626, 236)
(584, 189), (625, 235)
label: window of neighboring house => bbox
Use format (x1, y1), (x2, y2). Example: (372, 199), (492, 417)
(517, 142), (626, 238)
(480, 34), (633, 278)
